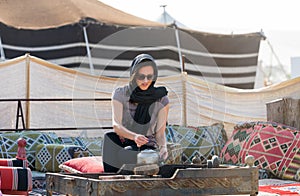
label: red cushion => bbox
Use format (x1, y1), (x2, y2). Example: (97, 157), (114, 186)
(59, 156), (104, 174)
(220, 121), (300, 180)
(0, 166), (32, 191)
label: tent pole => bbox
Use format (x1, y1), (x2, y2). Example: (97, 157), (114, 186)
(181, 72), (187, 126)
(174, 26), (187, 126)
(181, 56), (187, 127)
(25, 54), (31, 129)
(83, 26), (95, 75)
(0, 35), (5, 61)
(174, 26), (183, 72)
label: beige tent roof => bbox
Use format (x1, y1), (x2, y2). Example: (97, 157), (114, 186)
(0, 0), (163, 29)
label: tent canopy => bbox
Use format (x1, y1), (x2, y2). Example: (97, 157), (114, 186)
(0, 0), (163, 29)
(0, 0), (265, 89)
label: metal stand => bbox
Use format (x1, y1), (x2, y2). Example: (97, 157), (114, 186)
(16, 100), (26, 130)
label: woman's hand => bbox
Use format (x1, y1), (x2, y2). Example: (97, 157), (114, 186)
(134, 134), (149, 147)
(159, 145), (168, 160)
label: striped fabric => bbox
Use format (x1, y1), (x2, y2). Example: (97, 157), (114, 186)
(0, 0), (265, 89)
(0, 166), (32, 191)
(0, 158), (28, 168)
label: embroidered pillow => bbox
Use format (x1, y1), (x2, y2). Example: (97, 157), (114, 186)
(220, 121), (300, 181)
(166, 123), (227, 163)
(220, 122), (255, 164)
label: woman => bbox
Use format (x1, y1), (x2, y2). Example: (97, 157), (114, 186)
(102, 54), (169, 173)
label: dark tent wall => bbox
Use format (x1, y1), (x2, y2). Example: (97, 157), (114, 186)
(0, 0), (265, 89)
(0, 21), (125, 66)
(179, 29), (265, 89)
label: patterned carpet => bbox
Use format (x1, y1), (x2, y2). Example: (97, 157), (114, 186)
(258, 179), (300, 196)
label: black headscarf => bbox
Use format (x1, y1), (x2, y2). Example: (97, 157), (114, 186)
(129, 54), (168, 125)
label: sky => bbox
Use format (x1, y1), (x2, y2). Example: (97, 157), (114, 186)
(101, 0), (300, 82)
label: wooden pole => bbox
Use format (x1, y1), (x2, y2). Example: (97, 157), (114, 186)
(181, 54), (185, 72)
(25, 54), (31, 129)
(181, 55), (187, 126)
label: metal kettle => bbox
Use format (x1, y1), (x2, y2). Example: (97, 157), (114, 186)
(137, 149), (159, 165)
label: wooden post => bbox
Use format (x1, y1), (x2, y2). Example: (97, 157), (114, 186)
(266, 98), (300, 129)
(181, 55), (187, 126)
(25, 54), (30, 129)
(181, 72), (187, 126)
(181, 54), (185, 72)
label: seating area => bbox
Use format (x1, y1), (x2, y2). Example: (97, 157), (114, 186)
(0, 138), (32, 195)
(1, 121), (300, 195)
(0, 130), (103, 191)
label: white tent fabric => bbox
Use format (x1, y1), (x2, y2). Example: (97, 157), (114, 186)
(0, 54), (299, 136)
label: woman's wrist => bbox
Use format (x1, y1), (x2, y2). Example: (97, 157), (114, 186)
(134, 134), (139, 141)
(159, 144), (167, 150)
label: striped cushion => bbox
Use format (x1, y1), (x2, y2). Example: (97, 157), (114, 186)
(0, 166), (32, 191)
(0, 158), (28, 168)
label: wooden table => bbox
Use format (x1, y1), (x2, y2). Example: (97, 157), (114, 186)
(46, 164), (259, 196)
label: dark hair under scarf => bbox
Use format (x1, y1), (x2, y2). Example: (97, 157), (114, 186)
(129, 54), (168, 127)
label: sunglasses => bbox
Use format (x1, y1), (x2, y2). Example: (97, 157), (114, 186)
(136, 74), (154, 81)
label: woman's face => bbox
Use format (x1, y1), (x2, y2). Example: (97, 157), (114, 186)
(135, 65), (154, 91)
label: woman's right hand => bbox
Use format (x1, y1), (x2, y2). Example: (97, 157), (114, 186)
(134, 134), (149, 147)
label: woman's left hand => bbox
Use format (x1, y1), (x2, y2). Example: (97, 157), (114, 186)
(159, 145), (168, 160)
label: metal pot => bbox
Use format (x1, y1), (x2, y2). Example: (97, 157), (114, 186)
(137, 149), (159, 165)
